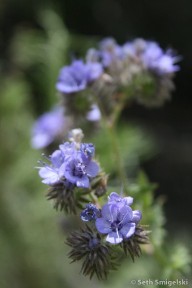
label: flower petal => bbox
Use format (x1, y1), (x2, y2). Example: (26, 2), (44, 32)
(132, 210), (142, 223)
(108, 192), (120, 202)
(39, 167), (55, 178)
(86, 104), (101, 122)
(95, 218), (111, 234)
(31, 133), (52, 149)
(39, 167), (60, 185)
(124, 196), (133, 206)
(76, 175), (89, 188)
(86, 62), (103, 82)
(56, 61), (88, 94)
(101, 204), (111, 221)
(101, 204), (118, 222)
(64, 167), (78, 184)
(51, 150), (64, 168)
(108, 193), (133, 207)
(118, 205), (133, 224)
(120, 222), (136, 239)
(106, 231), (123, 244)
(86, 161), (99, 177)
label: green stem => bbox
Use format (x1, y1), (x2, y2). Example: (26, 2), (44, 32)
(94, 93), (129, 193)
(107, 123), (129, 193)
(153, 245), (167, 267)
(90, 191), (101, 208)
(110, 92), (127, 126)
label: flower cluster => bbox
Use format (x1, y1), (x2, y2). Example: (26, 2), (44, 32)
(91, 38), (180, 107)
(97, 38), (179, 75)
(95, 192), (142, 244)
(67, 192), (149, 279)
(55, 37), (179, 115)
(86, 37), (179, 78)
(37, 129), (102, 212)
(34, 35), (179, 280)
(32, 37), (180, 149)
(38, 138), (99, 189)
(36, 125), (149, 277)
(81, 192), (142, 245)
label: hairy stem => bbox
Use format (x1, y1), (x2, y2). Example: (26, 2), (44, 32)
(107, 123), (129, 193)
(94, 92), (129, 193)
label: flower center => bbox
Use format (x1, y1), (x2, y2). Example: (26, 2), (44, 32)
(111, 220), (122, 232)
(73, 162), (86, 177)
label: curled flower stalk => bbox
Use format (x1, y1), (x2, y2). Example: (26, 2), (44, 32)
(66, 192), (149, 279)
(34, 35), (182, 281)
(66, 226), (117, 280)
(37, 129), (150, 279)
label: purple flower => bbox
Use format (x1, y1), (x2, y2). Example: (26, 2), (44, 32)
(56, 60), (88, 94)
(38, 139), (99, 189)
(81, 204), (100, 221)
(38, 150), (65, 185)
(59, 142), (76, 161)
(80, 143), (95, 162)
(108, 192), (141, 224)
(86, 62), (103, 82)
(99, 38), (117, 51)
(141, 41), (163, 63)
(86, 48), (100, 63)
(61, 154), (99, 188)
(148, 52), (180, 74)
(38, 142), (78, 186)
(99, 38), (123, 67)
(56, 60), (103, 94)
(142, 42), (180, 74)
(31, 107), (65, 149)
(108, 192), (133, 207)
(95, 193), (142, 244)
(59, 142), (99, 188)
(123, 39), (180, 75)
(86, 104), (101, 122)
(122, 38), (147, 59)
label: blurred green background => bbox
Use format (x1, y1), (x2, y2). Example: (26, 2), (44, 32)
(0, 1), (192, 287)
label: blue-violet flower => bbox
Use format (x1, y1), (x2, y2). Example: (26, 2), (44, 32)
(31, 106), (65, 149)
(99, 38), (123, 67)
(86, 104), (101, 122)
(81, 203), (100, 221)
(123, 39), (180, 75)
(38, 141), (99, 189)
(95, 193), (142, 244)
(39, 149), (65, 185)
(56, 60), (103, 94)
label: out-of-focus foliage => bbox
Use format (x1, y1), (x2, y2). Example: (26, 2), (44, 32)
(11, 10), (70, 111)
(91, 124), (156, 176)
(0, 75), (99, 288)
